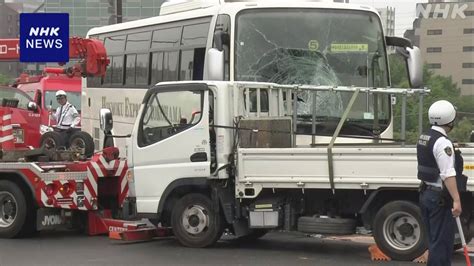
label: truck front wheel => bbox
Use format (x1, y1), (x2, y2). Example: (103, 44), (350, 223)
(0, 181), (28, 238)
(373, 200), (427, 261)
(171, 193), (223, 248)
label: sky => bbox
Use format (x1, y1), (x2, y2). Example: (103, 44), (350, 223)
(351, 0), (429, 36)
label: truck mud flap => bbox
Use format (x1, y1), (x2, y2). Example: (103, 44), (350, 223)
(36, 208), (69, 231)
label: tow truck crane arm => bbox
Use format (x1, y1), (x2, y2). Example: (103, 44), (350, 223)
(0, 37), (109, 77)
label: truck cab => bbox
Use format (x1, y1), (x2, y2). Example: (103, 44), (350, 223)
(0, 86), (41, 148)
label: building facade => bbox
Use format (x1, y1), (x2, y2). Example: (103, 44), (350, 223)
(0, 0), (22, 80)
(405, 1), (474, 95)
(377, 6), (395, 53)
(43, 0), (166, 37)
(377, 7), (395, 37)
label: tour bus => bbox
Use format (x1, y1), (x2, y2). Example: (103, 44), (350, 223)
(83, 0), (420, 150)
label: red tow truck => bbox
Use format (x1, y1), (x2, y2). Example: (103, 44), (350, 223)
(0, 37), (164, 241)
(0, 85), (41, 149)
(0, 37), (108, 152)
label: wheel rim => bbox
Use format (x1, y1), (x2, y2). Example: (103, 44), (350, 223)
(70, 138), (86, 155)
(0, 191), (17, 228)
(43, 137), (56, 150)
(181, 204), (209, 235)
(383, 211), (421, 251)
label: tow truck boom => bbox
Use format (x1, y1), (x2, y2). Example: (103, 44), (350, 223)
(0, 37), (109, 77)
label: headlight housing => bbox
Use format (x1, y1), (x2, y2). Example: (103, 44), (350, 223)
(12, 128), (24, 144)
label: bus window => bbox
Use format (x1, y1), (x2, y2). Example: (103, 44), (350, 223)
(104, 35), (126, 54)
(163, 51), (179, 81)
(151, 27), (181, 49)
(136, 53), (149, 85)
(151, 52), (164, 85)
(111, 55), (124, 85)
(126, 32), (151, 51)
(181, 23), (210, 46)
(125, 54), (137, 85)
(213, 15), (231, 80)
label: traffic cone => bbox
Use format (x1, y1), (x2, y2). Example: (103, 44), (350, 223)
(0, 108), (15, 150)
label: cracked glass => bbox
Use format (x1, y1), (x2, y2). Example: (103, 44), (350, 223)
(236, 9), (390, 135)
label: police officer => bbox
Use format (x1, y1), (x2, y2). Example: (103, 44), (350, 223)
(417, 100), (462, 266)
(51, 90), (80, 146)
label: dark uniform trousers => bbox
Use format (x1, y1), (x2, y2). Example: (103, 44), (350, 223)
(420, 188), (455, 266)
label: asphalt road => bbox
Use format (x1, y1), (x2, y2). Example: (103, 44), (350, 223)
(0, 231), (469, 266)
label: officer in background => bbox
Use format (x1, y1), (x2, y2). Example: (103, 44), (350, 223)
(51, 90), (80, 146)
(417, 100), (463, 266)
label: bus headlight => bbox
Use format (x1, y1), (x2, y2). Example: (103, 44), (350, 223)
(13, 128), (24, 144)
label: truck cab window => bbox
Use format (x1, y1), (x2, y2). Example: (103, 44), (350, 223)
(139, 90), (203, 147)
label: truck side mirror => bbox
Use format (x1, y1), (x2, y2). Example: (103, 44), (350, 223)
(27, 101), (38, 112)
(207, 48), (224, 81)
(470, 131), (474, 143)
(386, 36), (423, 88)
(100, 108), (113, 133)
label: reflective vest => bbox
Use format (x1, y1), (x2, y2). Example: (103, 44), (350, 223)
(416, 129), (445, 183)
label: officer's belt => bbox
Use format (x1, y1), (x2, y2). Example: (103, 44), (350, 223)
(420, 183), (443, 192)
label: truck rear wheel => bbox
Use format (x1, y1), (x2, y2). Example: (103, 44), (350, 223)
(69, 131), (95, 157)
(40, 131), (64, 151)
(373, 200), (427, 261)
(171, 193), (223, 248)
(0, 181), (28, 238)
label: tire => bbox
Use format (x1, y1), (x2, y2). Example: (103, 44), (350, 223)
(40, 131), (65, 151)
(373, 201), (427, 261)
(171, 193), (223, 248)
(0, 181), (29, 238)
(69, 131), (95, 157)
(297, 216), (356, 235)
(237, 229), (269, 242)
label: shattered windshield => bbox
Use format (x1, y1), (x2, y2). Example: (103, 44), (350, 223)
(235, 9), (390, 135)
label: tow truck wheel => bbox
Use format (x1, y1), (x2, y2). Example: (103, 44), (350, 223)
(40, 131), (65, 151)
(171, 193), (223, 248)
(0, 181), (28, 238)
(373, 200), (428, 261)
(69, 131), (94, 157)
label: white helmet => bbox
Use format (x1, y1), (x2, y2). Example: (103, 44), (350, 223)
(428, 100), (456, 126)
(56, 90), (67, 97)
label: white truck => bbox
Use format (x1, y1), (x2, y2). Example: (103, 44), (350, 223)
(99, 80), (474, 261)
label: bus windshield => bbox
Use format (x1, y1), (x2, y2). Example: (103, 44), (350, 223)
(235, 9), (390, 136)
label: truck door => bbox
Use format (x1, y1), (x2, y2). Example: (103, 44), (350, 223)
(131, 83), (211, 214)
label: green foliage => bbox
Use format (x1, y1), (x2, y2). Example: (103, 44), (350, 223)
(389, 54), (473, 143)
(0, 74), (11, 86)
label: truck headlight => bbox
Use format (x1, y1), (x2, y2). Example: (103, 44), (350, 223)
(13, 128), (24, 144)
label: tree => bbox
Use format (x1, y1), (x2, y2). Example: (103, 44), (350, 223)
(389, 54), (473, 143)
(0, 74), (11, 86)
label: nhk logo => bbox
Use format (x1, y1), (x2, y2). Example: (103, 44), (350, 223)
(416, 3), (469, 19)
(19, 13), (69, 62)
